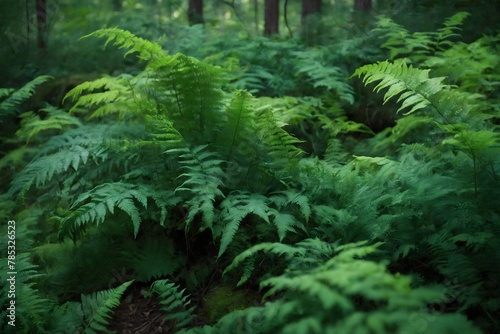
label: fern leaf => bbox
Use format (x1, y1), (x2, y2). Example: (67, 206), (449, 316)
(80, 280), (133, 333)
(83, 28), (164, 65)
(217, 192), (273, 257)
(16, 105), (82, 143)
(63, 182), (174, 237)
(0, 75), (52, 118)
(147, 279), (195, 330)
(169, 145), (225, 232)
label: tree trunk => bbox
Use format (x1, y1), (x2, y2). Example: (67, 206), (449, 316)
(264, 0), (279, 36)
(302, 0), (321, 18)
(36, 0), (47, 49)
(354, 0), (372, 11)
(188, 0), (203, 25)
(301, 0), (321, 42)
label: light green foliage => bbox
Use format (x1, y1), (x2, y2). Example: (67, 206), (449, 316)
(198, 241), (481, 334)
(375, 12), (470, 61)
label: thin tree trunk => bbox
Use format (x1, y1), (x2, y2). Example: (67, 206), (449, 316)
(354, 0), (372, 11)
(36, 0), (47, 49)
(302, 0), (321, 18)
(264, 0), (279, 36)
(188, 0), (203, 25)
(301, 0), (321, 41)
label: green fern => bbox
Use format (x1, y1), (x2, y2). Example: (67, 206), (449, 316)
(129, 237), (185, 282)
(61, 182), (176, 237)
(16, 105), (82, 143)
(353, 59), (480, 124)
(293, 48), (354, 104)
(145, 279), (196, 330)
(169, 144), (226, 232)
(0, 75), (53, 120)
(50, 280), (133, 334)
(205, 240), (482, 334)
(374, 12), (470, 61)
(0, 253), (51, 333)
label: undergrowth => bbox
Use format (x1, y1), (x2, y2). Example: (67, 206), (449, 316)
(1, 10), (498, 334)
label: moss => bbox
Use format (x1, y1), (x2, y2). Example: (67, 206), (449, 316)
(203, 285), (255, 324)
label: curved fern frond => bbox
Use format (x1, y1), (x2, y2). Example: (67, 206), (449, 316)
(83, 28), (164, 66)
(64, 74), (138, 119)
(0, 75), (53, 119)
(16, 105), (82, 143)
(62, 182), (175, 237)
(79, 280), (133, 333)
(217, 192), (274, 258)
(353, 59), (474, 122)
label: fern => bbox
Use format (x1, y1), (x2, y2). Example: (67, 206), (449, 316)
(16, 105), (82, 143)
(0, 253), (50, 333)
(293, 48), (354, 104)
(129, 238), (185, 282)
(353, 59), (481, 124)
(146, 279), (196, 330)
(169, 144), (226, 232)
(216, 192), (273, 258)
(50, 280), (133, 334)
(206, 240), (482, 334)
(62, 182), (175, 237)
(0, 75), (53, 120)
(83, 28), (164, 65)
(374, 12), (470, 61)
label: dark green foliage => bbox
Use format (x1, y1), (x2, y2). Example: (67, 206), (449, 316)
(50, 280), (133, 334)
(1, 7), (499, 334)
(145, 279), (196, 330)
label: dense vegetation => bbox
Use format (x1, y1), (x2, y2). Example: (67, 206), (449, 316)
(1, 1), (499, 333)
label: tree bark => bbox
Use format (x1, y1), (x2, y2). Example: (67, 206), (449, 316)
(264, 0), (279, 36)
(302, 0), (321, 19)
(301, 0), (321, 42)
(354, 0), (372, 11)
(188, 0), (203, 25)
(36, 0), (47, 49)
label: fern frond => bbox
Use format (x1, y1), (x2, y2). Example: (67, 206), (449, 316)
(270, 190), (311, 222)
(16, 105), (82, 143)
(0, 253), (50, 333)
(146, 279), (195, 330)
(217, 192), (273, 258)
(353, 59), (475, 123)
(0, 75), (53, 119)
(169, 144), (225, 232)
(80, 280), (133, 333)
(83, 28), (164, 65)
(223, 241), (306, 284)
(375, 12), (469, 61)
(435, 12), (470, 50)
(256, 106), (303, 171)
(293, 48), (354, 104)
(218, 90), (257, 160)
(62, 182), (174, 237)
(129, 238), (185, 282)
(8, 144), (92, 199)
